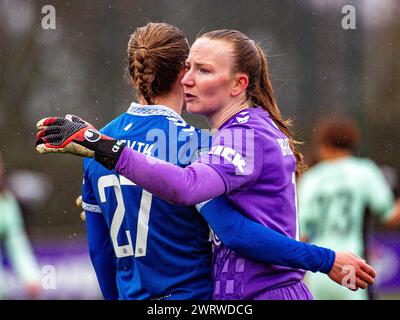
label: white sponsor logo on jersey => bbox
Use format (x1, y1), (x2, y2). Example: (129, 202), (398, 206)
(124, 123), (133, 131)
(209, 145), (246, 173)
(235, 111), (250, 124)
(277, 138), (293, 156)
(235, 115), (250, 124)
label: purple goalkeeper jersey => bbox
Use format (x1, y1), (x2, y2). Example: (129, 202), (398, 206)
(198, 106), (305, 300)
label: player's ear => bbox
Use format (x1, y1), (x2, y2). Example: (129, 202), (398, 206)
(230, 73), (249, 97)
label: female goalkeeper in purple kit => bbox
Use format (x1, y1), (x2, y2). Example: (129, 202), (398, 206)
(36, 27), (376, 300)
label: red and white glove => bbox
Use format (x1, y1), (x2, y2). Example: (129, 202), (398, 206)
(35, 115), (125, 169)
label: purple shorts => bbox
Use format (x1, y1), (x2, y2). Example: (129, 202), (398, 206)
(255, 281), (314, 300)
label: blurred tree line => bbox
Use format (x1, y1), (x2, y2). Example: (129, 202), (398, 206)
(0, 0), (399, 238)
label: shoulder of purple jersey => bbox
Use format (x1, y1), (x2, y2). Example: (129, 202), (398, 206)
(210, 111), (265, 156)
(224, 109), (267, 130)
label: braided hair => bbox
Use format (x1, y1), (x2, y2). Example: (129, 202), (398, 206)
(127, 23), (189, 105)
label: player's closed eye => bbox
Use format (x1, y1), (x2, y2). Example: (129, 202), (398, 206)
(198, 68), (210, 74)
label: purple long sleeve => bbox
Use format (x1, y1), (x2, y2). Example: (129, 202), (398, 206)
(115, 147), (226, 205)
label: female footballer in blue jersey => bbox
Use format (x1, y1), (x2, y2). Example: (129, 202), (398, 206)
(36, 24), (376, 300)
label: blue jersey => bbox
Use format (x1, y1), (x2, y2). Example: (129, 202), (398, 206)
(82, 103), (212, 300)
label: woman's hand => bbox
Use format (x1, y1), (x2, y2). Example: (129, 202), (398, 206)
(328, 252), (376, 290)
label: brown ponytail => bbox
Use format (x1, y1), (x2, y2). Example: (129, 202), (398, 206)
(127, 23), (189, 105)
(254, 45), (306, 177)
(201, 30), (306, 177)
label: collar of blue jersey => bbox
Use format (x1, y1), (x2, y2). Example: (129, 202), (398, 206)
(127, 102), (185, 122)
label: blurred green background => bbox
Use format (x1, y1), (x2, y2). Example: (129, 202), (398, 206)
(0, 0), (399, 299)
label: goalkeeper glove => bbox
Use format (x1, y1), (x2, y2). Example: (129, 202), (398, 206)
(35, 115), (126, 170)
